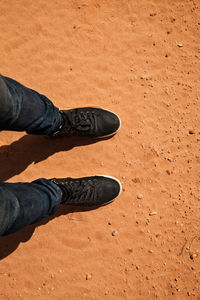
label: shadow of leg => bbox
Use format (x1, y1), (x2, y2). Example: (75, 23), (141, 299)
(0, 204), (97, 260)
(0, 134), (108, 181)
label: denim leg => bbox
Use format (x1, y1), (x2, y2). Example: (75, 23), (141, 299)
(0, 75), (17, 128)
(0, 186), (20, 236)
(0, 179), (62, 236)
(0, 75), (62, 135)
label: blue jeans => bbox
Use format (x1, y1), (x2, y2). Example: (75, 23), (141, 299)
(0, 75), (63, 236)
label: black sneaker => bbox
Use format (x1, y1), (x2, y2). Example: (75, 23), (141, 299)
(51, 107), (121, 138)
(50, 175), (122, 206)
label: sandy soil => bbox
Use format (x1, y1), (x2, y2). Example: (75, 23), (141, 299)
(0, 0), (200, 299)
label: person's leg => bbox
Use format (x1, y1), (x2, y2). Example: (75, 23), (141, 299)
(0, 178), (62, 236)
(0, 186), (20, 236)
(0, 75), (62, 135)
(0, 175), (121, 236)
(0, 75), (121, 138)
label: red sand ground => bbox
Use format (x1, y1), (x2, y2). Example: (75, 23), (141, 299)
(0, 0), (200, 299)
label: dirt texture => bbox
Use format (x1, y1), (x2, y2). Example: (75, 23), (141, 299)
(0, 0), (200, 299)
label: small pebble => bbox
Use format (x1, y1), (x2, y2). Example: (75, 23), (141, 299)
(190, 253), (197, 260)
(132, 177), (140, 183)
(140, 74), (150, 80)
(137, 194), (143, 200)
(112, 230), (118, 236)
(86, 274), (92, 280)
(189, 130), (195, 135)
(177, 43), (183, 47)
(171, 284), (175, 289)
(149, 211), (157, 216)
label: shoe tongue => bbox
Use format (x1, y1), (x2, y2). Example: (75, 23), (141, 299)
(73, 113), (92, 130)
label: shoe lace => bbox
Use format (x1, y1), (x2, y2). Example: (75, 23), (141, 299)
(62, 110), (98, 135)
(63, 179), (98, 204)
